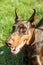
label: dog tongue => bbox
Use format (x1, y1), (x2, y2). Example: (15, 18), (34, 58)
(11, 40), (26, 54)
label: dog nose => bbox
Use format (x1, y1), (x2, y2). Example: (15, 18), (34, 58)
(5, 41), (12, 46)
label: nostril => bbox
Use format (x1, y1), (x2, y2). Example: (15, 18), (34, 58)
(5, 41), (12, 46)
(8, 43), (12, 46)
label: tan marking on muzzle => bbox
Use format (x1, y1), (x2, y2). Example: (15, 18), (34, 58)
(10, 35), (30, 48)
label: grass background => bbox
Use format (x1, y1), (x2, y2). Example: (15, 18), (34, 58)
(0, 0), (43, 65)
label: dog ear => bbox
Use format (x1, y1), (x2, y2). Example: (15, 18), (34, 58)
(28, 9), (36, 24)
(15, 8), (19, 23)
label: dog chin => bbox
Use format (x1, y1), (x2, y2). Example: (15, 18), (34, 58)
(11, 40), (26, 54)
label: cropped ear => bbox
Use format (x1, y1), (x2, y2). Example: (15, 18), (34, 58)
(28, 9), (36, 23)
(15, 8), (19, 23)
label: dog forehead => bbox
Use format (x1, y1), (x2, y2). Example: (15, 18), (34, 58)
(18, 21), (31, 29)
(19, 21), (27, 25)
(15, 20), (29, 27)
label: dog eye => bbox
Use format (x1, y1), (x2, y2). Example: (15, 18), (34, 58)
(19, 26), (27, 33)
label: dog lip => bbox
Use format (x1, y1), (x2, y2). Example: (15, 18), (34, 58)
(11, 47), (16, 51)
(13, 48), (16, 51)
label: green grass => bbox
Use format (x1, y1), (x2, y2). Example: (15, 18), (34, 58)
(0, 0), (43, 65)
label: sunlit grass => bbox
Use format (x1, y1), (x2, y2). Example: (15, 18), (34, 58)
(0, 43), (4, 47)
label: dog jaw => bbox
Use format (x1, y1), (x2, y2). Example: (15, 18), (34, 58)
(10, 35), (31, 54)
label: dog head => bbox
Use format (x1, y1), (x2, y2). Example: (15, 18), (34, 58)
(6, 9), (36, 54)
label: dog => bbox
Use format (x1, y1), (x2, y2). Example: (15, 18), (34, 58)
(6, 9), (43, 65)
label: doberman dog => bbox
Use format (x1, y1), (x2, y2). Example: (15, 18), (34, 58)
(6, 9), (43, 65)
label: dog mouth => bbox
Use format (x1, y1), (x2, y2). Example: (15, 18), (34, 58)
(11, 40), (26, 54)
(9, 35), (30, 54)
